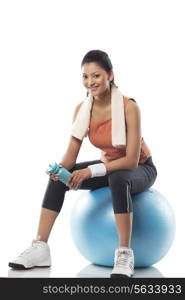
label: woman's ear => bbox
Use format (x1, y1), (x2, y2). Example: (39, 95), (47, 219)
(109, 71), (114, 82)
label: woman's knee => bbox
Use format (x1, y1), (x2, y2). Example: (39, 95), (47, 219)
(108, 171), (131, 189)
(42, 178), (68, 212)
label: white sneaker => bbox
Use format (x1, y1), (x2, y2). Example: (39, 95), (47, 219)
(110, 247), (134, 278)
(8, 239), (51, 270)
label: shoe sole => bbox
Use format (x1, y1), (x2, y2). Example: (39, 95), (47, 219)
(110, 273), (133, 278)
(8, 263), (51, 270)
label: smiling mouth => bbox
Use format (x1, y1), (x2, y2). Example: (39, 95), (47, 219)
(89, 86), (99, 90)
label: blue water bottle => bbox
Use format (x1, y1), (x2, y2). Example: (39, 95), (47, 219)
(47, 162), (71, 187)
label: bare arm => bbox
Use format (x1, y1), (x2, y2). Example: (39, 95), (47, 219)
(58, 102), (83, 170)
(104, 100), (141, 173)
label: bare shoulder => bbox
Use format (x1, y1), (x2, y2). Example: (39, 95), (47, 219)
(125, 97), (140, 115)
(124, 97), (141, 125)
(72, 102), (83, 122)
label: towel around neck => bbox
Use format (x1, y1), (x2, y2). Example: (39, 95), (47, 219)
(71, 86), (126, 147)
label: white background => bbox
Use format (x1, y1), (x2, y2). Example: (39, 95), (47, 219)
(0, 0), (185, 278)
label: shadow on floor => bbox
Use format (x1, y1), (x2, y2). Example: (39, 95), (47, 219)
(77, 264), (164, 278)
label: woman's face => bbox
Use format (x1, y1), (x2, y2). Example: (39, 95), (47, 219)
(82, 62), (113, 96)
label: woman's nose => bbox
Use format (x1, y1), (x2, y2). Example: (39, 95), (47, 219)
(88, 79), (95, 86)
(89, 83), (95, 87)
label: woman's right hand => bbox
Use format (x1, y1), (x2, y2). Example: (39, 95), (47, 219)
(45, 163), (63, 182)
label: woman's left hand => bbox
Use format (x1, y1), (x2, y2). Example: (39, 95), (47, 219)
(67, 168), (91, 190)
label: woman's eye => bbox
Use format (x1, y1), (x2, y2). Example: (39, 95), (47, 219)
(82, 74), (100, 79)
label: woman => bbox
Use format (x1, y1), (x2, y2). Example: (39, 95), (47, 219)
(8, 50), (157, 278)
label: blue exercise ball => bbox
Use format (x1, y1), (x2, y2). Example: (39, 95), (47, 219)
(70, 187), (175, 267)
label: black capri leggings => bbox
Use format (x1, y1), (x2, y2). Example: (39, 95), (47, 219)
(42, 156), (157, 214)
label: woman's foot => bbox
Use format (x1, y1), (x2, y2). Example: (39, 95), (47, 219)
(110, 247), (134, 278)
(8, 239), (51, 270)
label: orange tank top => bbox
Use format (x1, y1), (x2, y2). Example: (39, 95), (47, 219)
(87, 97), (151, 164)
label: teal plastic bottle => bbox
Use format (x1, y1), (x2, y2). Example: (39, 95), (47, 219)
(47, 162), (71, 187)
(47, 162), (82, 189)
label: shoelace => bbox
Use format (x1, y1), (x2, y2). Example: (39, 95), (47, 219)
(19, 240), (41, 257)
(115, 251), (132, 268)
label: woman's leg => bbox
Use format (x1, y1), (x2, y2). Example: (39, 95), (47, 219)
(36, 208), (59, 242)
(9, 159), (109, 269)
(114, 213), (133, 247)
(109, 157), (157, 277)
(108, 157), (157, 248)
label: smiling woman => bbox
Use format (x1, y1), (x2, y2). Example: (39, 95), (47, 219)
(81, 50), (115, 100)
(8, 49), (157, 279)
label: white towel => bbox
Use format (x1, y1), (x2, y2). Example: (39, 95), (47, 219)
(71, 85), (126, 147)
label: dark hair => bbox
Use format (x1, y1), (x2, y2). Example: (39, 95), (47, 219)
(81, 50), (116, 87)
